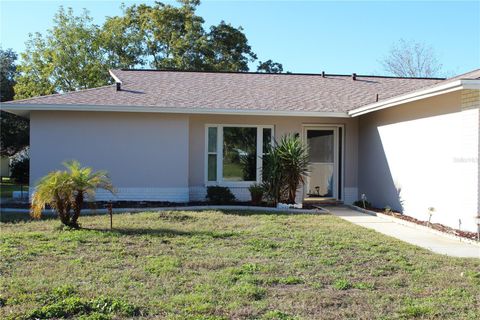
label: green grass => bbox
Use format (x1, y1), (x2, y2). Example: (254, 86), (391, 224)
(1, 210), (479, 319)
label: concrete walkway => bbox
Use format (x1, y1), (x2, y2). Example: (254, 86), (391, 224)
(328, 206), (480, 259)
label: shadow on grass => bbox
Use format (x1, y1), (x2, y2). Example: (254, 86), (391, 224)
(81, 226), (227, 238)
(0, 207), (306, 224)
(0, 211), (58, 223)
(214, 209), (315, 216)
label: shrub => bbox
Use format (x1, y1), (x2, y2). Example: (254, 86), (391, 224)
(353, 200), (372, 209)
(276, 134), (309, 204)
(248, 183), (264, 205)
(205, 186), (236, 204)
(31, 160), (115, 228)
(261, 134), (309, 205)
(261, 145), (286, 206)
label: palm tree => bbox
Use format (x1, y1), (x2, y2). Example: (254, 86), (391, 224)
(277, 134), (309, 204)
(262, 134), (310, 205)
(31, 170), (74, 226)
(31, 161), (114, 228)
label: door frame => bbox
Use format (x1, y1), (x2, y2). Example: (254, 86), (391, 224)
(302, 124), (345, 201)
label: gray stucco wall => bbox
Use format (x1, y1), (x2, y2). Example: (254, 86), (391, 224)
(30, 111), (190, 201)
(358, 90), (479, 232)
(29, 111), (359, 204)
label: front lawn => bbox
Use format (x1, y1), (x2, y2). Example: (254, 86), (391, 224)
(1, 210), (479, 319)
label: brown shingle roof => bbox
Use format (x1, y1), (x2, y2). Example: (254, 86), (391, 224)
(4, 69), (448, 113)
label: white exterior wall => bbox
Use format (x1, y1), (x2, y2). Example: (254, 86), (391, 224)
(30, 111), (190, 201)
(358, 90), (479, 232)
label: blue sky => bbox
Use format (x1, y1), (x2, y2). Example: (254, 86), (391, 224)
(0, 0), (479, 76)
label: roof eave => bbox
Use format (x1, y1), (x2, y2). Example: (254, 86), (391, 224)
(348, 79), (480, 117)
(0, 104), (350, 118)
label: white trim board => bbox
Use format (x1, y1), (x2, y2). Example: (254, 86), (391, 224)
(349, 79), (480, 117)
(1, 103), (349, 119)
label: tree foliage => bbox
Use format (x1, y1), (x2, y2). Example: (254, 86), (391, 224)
(257, 60), (283, 73)
(0, 47), (17, 101)
(31, 160), (115, 228)
(0, 48), (29, 157)
(14, 0), (283, 99)
(14, 7), (112, 99)
(381, 39), (443, 77)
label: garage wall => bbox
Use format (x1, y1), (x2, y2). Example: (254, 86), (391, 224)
(188, 114), (359, 203)
(30, 111), (190, 201)
(358, 90), (479, 232)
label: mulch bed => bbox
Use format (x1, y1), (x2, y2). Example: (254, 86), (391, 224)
(360, 206), (479, 241)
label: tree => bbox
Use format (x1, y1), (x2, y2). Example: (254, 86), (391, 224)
(14, 7), (113, 99)
(121, 2), (258, 71)
(0, 48), (17, 101)
(381, 39), (443, 77)
(0, 48), (29, 157)
(125, 0), (208, 70)
(100, 11), (145, 69)
(14, 1), (284, 98)
(31, 160), (115, 228)
(205, 21), (257, 72)
(257, 60), (283, 73)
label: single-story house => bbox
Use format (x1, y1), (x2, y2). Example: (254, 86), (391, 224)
(2, 69), (479, 232)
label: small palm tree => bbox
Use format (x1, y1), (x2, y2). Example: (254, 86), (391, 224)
(277, 134), (309, 204)
(31, 161), (114, 228)
(262, 134), (309, 205)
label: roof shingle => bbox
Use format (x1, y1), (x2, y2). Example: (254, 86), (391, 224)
(3, 69), (456, 113)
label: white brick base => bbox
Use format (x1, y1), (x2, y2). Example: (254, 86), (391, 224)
(95, 187), (189, 202)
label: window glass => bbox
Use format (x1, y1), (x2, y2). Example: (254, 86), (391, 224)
(262, 128), (272, 154)
(223, 127), (257, 181)
(307, 130), (334, 163)
(207, 154), (217, 181)
(208, 127), (217, 153)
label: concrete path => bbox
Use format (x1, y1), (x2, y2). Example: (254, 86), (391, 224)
(328, 206), (480, 259)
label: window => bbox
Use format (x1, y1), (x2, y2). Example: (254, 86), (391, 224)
(206, 125), (273, 184)
(207, 127), (217, 181)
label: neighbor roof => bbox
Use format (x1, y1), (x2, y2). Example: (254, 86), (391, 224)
(1, 69), (453, 116)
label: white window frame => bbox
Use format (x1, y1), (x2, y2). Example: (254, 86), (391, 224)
(205, 124), (274, 187)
